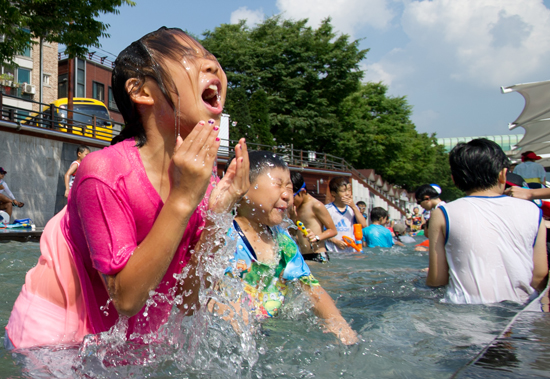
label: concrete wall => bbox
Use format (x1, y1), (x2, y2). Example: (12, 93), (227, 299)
(0, 130), (98, 226)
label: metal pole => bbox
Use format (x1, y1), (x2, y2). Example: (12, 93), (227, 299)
(39, 37), (43, 112)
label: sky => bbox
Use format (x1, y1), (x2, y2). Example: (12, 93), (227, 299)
(93, 0), (550, 139)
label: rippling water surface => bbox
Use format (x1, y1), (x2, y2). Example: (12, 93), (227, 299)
(0, 239), (528, 378)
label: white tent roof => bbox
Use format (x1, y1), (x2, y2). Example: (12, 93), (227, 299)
(502, 80), (550, 128)
(502, 80), (550, 166)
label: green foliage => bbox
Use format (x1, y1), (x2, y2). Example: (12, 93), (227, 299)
(0, 0), (135, 63)
(338, 82), (461, 200)
(201, 17), (460, 200)
(202, 16), (367, 152)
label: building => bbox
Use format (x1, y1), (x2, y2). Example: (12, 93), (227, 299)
(0, 38), (58, 116)
(58, 53), (123, 126)
(437, 134), (523, 154)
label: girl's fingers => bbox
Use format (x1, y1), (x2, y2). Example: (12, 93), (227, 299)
(179, 120), (206, 155)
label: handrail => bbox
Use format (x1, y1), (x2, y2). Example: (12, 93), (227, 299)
(1, 91), (412, 212)
(0, 91), (121, 141)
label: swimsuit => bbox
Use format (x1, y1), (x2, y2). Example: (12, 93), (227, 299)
(225, 220), (319, 317)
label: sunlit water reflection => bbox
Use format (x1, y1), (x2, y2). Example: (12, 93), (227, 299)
(0, 238), (536, 378)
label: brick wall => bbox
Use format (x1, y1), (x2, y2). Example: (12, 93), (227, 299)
(30, 38), (58, 112)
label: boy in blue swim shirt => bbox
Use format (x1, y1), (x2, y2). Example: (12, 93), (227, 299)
(363, 207), (404, 248)
(222, 151), (358, 345)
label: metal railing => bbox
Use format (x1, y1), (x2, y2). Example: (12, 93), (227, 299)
(0, 91), (121, 141)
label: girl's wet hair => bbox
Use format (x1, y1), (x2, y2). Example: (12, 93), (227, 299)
(111, 26), (216, 146)
(225, 150), (288, 183)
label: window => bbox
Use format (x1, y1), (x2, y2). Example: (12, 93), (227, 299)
(76, 58), (85, 97)
(58, 73), (68, 98)
(17, 68), (31, 84)
(108, 87), (118, 111)
(20, 46), (31, 58)
(43, 73), (51, 86)
(92, 81), (105, 102)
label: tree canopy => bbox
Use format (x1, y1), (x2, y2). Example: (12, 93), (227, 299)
(0, 0), (135, 63)
(203, 17), (460, 199)
(338, 82), (462, 199)
(202, 16), (368, 149)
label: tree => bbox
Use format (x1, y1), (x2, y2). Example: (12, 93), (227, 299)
(201, 16), (367, 153)
(0, 0), (135, 63)
(338, 82), (461, 200)
(248, 89), (274, 146)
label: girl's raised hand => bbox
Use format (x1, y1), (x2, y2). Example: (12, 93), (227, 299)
(169, 119), (221, 211)
(209, 138), (250, 213)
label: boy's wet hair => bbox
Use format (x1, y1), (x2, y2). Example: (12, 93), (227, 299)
(76, 145), (90, 156)
(449, 138), (510, 192)
(415, 184), (440, 201)
(356, 200), (366, 207)
(329, 177), (349, 193)
(111, 26), (217, 146)
(225, 150), (288, 183)
(370, 207), (388, 222)
(291, 172), (306, 193)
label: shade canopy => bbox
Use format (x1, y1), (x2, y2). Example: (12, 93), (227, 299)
(502, 80), (550, 165)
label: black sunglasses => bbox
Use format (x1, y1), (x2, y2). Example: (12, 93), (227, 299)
(417, 197), (430, 205)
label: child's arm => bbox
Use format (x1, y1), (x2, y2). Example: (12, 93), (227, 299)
(505, 186), (550, 200)
(531, 220), (548, 292)
(426, 208), (449, 287)
(175, 138), (250, 310)
(309, 202), (337, 242)
(101, 123), (239, 317)
(64, 163), (78, 198)
(303, 283), (358, 345)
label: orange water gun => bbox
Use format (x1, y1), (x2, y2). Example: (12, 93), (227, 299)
(342, 224), (363, 252)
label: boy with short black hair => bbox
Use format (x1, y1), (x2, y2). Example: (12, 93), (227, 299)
(325, 177), (367, 253)
(415, 184), (445, 220)
(291, 172), (337, 262)
(356, 200), (368, 220)
(427, 138), (548, 304)
(363, 207), (403, 248)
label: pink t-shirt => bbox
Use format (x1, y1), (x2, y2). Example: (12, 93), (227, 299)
(61, 138), (210, 336)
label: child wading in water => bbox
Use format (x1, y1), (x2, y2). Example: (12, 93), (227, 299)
(5, 27), (250, 350)
(64, 145), (90, 198)
(222, 151), (358, 345)
(290, 172), (337, 262)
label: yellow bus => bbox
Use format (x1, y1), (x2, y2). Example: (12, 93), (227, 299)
(25, 98), (114, 141)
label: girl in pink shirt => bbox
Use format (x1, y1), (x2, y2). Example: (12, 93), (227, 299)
(5, 27), (250, 349)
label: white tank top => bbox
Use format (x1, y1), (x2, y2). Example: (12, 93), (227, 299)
(69, 161), (80, 188)
(325, 203), (357, 253)
(441, 195), (541, 304)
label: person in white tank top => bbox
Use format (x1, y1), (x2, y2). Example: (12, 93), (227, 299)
(427, 139), (548, 305)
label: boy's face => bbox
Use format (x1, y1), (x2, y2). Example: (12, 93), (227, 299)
(293, 191), (305, 208)
(332, 183), (352, 202)
(78, 149), (90, 160)
(357, 204), (366, 214)
(241, 167), (292, 227)
(418, 197), (434, 210)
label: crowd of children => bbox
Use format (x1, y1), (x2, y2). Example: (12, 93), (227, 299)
(3, 26), (548, 356)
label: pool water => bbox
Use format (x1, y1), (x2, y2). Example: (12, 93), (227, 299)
(0, 239), (542, 378)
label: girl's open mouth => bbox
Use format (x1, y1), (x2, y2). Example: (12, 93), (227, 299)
(201, 81), (222, 114)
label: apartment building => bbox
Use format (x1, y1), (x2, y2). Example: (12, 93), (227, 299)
(58, 54), (123, 125)
(0, 38), (58, 116)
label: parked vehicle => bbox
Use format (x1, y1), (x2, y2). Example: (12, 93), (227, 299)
(24, 98), (114, 141)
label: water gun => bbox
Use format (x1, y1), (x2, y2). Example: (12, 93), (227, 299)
(296, 220), (308, 237)
(342, 224), (363, 253)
